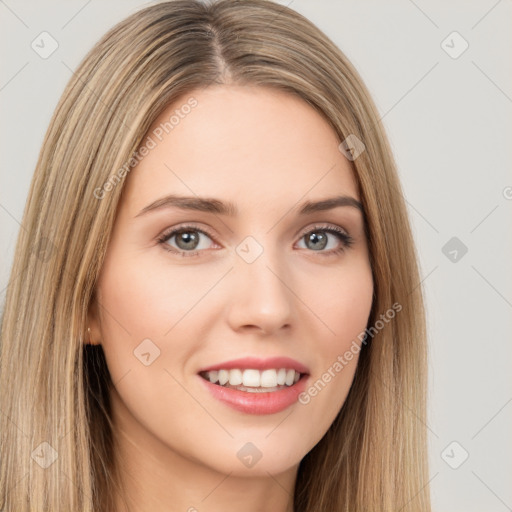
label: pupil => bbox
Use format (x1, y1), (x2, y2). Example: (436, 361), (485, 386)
(177, 231), (199, 250)
(308, 232), (327, 250)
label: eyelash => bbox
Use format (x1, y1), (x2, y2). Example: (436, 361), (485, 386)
(156, 223), (354, 258)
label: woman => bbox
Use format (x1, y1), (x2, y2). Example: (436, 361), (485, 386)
(0, 1), (431, 511)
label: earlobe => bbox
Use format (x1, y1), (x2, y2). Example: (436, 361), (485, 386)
(86, 295), (102, 345)
(86, 326), (100, 345)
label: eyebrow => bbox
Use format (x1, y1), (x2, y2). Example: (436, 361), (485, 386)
(135, 194), (363, 218)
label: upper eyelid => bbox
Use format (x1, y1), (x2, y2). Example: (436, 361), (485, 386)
(158, 222), (351, 245)
(159, 224), (216, 242)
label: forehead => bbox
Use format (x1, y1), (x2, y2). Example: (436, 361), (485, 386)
(122, 85), (359, 217)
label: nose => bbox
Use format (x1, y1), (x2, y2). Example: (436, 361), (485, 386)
(225, 248), (294, 335)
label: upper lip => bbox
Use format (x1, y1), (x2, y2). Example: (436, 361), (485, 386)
(198, 356), (310, 374)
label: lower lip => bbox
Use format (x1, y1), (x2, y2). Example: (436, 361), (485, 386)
(198, 375), (309, 415)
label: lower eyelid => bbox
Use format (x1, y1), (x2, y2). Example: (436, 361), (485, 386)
(158, 225), (353, 255)
(298, 229), (353, 251)
(158, 228), (216, 251)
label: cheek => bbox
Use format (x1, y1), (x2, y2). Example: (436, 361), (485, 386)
(93, 254), (176, 387)
(94, 252), (224, 390)
(96, 252), (207, 342)
(296, 258), (373, 429)
(94, 256), (204, 439)
(305, 256), (373, 343)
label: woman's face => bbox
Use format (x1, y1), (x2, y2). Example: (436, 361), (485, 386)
(89, 84), (373, 477)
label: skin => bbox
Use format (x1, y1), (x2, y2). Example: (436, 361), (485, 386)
(88, 84), (374, 512)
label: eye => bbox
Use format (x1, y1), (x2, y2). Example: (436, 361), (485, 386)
(157, 224), (217, 257)
(296, 224), (354, 256)
(157, 223), (354, 258)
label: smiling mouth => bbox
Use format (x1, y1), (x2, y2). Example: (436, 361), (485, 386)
(199, 368), (306, 393)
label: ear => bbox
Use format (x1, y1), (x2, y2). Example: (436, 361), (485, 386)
(86, 292), (102, 346)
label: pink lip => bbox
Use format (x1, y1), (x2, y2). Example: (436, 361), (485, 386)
(198, 373), (309, 415)
(198, 356), (310, 374)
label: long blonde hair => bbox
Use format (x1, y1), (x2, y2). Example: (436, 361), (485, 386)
(0, 1), (430, 510)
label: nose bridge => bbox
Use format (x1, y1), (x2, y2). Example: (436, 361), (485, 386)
(227, 233), (294, 332)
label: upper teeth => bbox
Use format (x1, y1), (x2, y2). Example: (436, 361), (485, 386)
(203, 368), (301, 388)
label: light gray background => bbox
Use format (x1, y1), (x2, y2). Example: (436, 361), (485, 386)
(1, 1), (511, 510)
